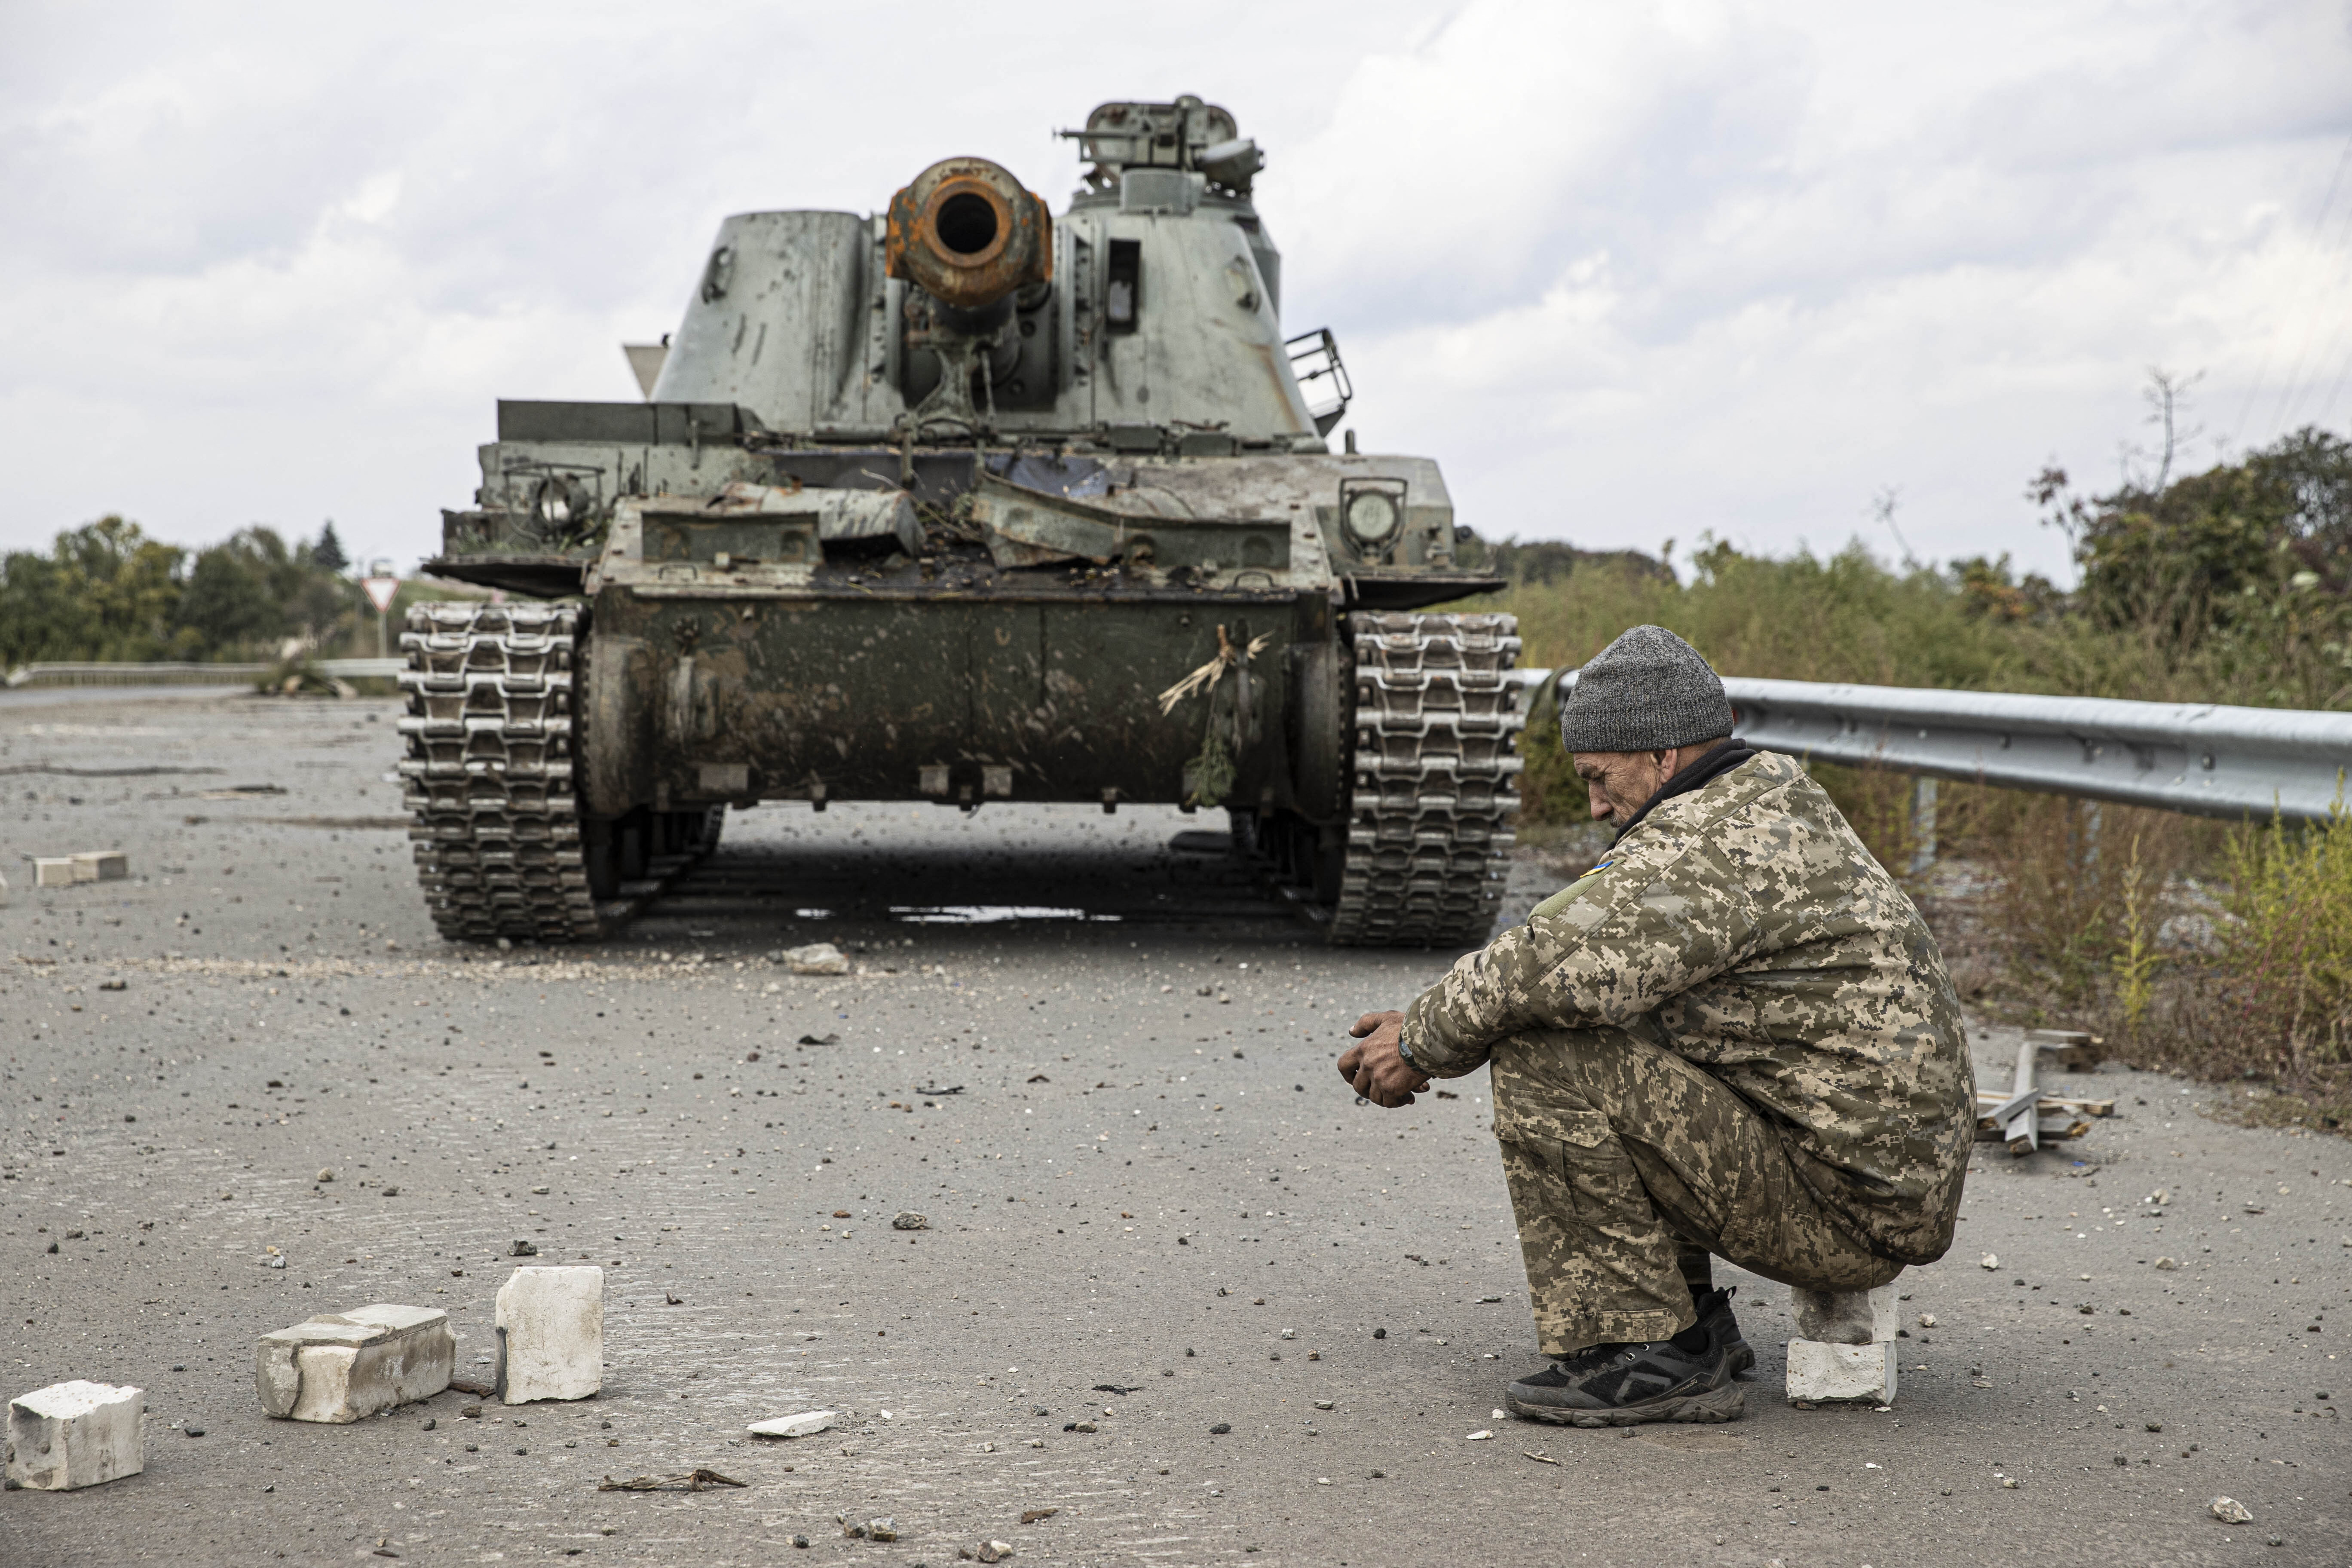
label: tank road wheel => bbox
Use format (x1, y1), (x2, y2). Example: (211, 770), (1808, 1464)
(398, 602), (602, 943)
(1325, 612), (1526, 948)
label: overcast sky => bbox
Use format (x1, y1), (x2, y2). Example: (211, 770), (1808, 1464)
(3, 0), (2347, 582)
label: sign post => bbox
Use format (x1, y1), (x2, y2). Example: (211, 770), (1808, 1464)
(361, 576), (401, 660)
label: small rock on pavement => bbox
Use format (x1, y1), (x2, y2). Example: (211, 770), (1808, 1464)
(4, 1380), (144, 1490)
(508, 1240), (538, 1257)
(2154, 1256), (2180, 1270)
(2210, 1496), (2253, 1524)
(971, 1543), (1015, 1564)
(1979, 1253), (1999, 1270)
(255, 1305), (454, 1423)
(747, 1410), (837, 1439)
(782, 942), (850, 975)
(495, 1267), (603, 1404)
(892, 1211), (928, 1231)
(1020, 1507), (1058, 1524)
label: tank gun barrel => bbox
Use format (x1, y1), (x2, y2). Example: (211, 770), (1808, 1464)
(885, 156), (1052, 312)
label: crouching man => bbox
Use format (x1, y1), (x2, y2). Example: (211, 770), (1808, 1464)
(1339, 625), (1974, 1426)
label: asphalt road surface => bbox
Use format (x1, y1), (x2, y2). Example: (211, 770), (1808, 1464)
(3, 693), (2347, 1566)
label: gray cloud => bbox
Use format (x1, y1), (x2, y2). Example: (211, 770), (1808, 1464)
(1, 0), (2346, 585)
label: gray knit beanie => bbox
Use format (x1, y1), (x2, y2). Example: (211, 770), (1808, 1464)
(1558, 625), (1735, 753)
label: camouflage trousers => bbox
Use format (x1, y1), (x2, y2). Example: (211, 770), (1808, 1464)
(1490, 1025), (1903, 1355)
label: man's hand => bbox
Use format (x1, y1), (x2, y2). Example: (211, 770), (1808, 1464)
(1337, 1011), (1430, 1109)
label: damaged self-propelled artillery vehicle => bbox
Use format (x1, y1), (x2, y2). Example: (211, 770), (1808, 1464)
(403, 95), (1525, 946)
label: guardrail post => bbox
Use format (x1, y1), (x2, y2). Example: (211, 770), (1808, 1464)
(1906, 775), (1938, 877)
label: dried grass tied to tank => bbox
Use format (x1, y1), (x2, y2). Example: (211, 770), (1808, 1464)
(1158, 624), (1271, 715)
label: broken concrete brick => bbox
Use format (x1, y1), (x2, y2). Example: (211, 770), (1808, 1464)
(1791, 1282), (1900, 1345)
(255, 1304), (454, 1423)
(1785, 1339), (1897, 1405)
(495, 1266), (602, 1403)
(782, 942), (850, 976)
(6, 1380), (144, 1490)
(33, 859), (76, 889)
(70, 851), (127, 882)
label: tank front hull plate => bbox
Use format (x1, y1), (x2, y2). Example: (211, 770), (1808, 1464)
(583, 587), (1327, 813)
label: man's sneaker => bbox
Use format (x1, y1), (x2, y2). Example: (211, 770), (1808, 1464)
(1504, 1324), (1742, 1427)
(1697, 1285), (1754, 1378)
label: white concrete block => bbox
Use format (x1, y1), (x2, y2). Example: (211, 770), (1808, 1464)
(71, 851), (127, 882)
(6, 1380), (144, 1490)
(1791, 1282), (1900, 1345)
(496, 1266), (603, 1403)
(1785, 1339), (1897, 1404)
(33, 859), (76, 889)
(255, 1304), (454, 1423)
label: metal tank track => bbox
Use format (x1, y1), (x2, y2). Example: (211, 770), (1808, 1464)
(398, 602), (602, 943)
(1325, 612), (1525, 947)
(397, 603), (726, 943)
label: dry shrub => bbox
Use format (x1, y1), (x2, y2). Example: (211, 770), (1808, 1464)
(2212, 810), (2352, 1084)
(1930, 792), (2203, 1017)
(1513, 679), (1582, 830)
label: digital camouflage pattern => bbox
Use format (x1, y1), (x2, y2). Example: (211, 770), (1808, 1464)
(1402, 749), (1974, 1268)
(1494, 1026), (1908, 1354)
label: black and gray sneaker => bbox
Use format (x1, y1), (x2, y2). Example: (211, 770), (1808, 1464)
(1504, 1322), (1742, 1427)
(1697, 1285), (1754, 1378)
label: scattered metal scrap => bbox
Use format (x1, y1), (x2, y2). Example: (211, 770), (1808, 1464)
(1975, 1034), (2111, 1153)
(597, 1468), (745, 1492)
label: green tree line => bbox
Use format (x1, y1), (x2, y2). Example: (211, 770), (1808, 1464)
(0, 517), (367, 667)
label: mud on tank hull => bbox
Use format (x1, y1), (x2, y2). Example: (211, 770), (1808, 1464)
(579, 585), (1325, 818)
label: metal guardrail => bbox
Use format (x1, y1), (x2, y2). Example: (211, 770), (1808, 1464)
(3, 658), (405, 689)
(1516, 668), (2352, 823)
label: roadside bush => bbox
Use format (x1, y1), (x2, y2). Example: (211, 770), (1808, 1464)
(2216, 808), (2352, 1081)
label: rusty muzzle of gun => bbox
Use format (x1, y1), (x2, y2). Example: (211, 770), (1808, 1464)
(885, 156), (1053, 321)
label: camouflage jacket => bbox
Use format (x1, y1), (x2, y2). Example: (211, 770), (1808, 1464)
(1401, 750), (1974, 1264)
